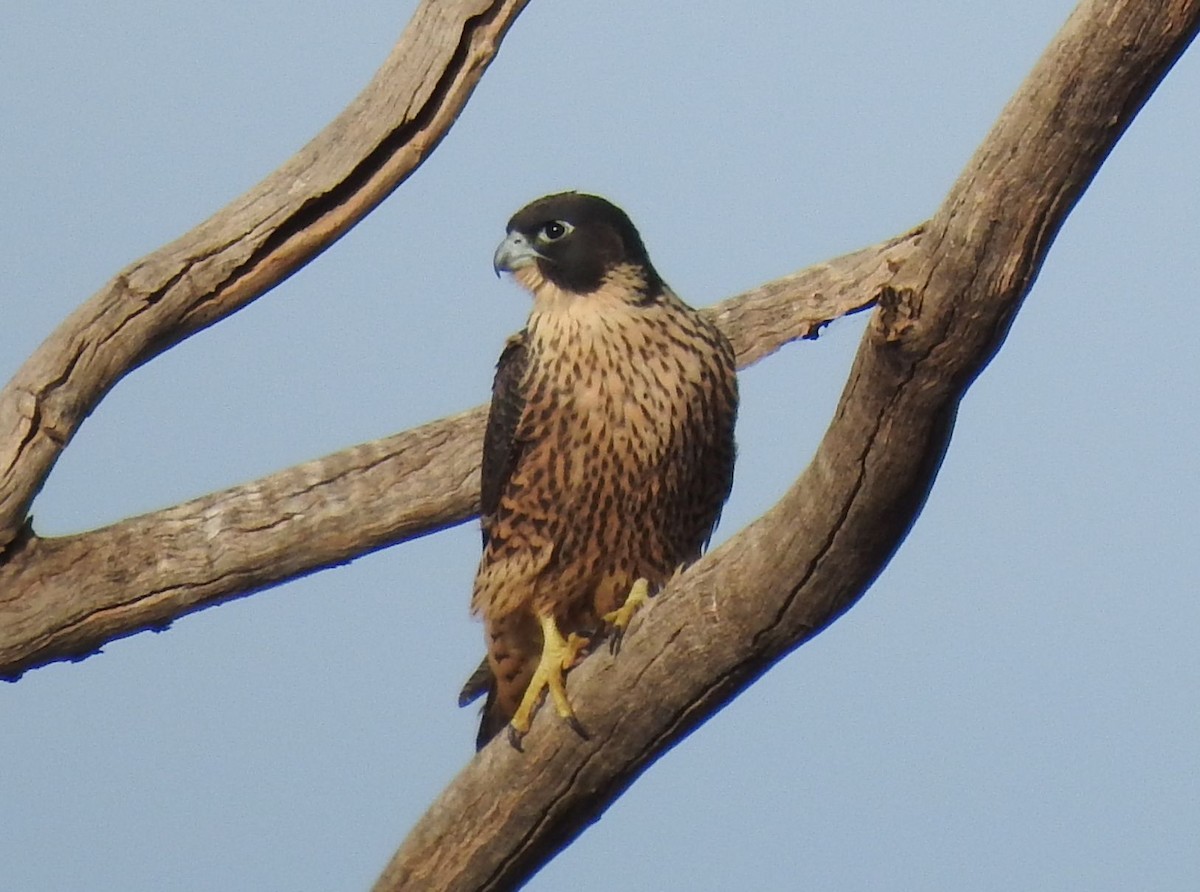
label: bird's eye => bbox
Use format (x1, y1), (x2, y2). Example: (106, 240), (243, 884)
(537, 220), (573, 243)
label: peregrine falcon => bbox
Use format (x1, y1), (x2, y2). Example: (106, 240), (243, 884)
(461, 192), (738, 750)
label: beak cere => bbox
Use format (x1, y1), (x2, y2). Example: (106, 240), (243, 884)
(493, 231), (541, 277)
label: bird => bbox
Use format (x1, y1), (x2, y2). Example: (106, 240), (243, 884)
(460, 192), (738, 750)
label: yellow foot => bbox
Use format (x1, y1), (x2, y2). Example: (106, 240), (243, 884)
(602, 577), (651, 655)
(507, 613), (590, 750)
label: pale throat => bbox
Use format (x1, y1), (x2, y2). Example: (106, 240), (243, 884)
(516, 262), (650, 323)
(518, 262), (674, 422)
(518, 260), (667, 396)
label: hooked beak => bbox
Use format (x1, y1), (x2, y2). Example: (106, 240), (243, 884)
(492, 231), (541, 277)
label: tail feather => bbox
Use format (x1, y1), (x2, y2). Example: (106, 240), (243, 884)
(458, 656), (492, 707)
(459, 656), (508, 750)
(475, 685), (508, 750)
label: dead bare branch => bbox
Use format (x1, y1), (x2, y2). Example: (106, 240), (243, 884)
(0, 0), (531, 554)
(0, 233), (912, 678)
(2, 0), (1195, 888)
(370, 1), (1200, 889)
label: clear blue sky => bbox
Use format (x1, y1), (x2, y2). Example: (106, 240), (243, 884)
(3, 2), (1198, 890)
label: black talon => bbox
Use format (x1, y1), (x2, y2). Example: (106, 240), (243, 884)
(567, 716), (590, 741)
(507, 725), (526, 752)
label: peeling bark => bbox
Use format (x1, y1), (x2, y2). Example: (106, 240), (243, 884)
(0, 0), (1196, 890)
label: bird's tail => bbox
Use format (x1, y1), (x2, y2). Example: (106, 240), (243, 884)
(459, 657), (507, 750)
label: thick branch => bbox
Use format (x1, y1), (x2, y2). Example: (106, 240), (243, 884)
(0, 0), (531, 554)
(372, 1), (1200, 889)
(0, 236), (909, 678)
(2, 0), (1195, 887)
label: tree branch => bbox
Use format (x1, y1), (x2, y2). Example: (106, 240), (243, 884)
(3, 0), (1195, 888)
(0, 0), (531, 554)
(369, 1), (1200, 889)
(0, 235), (909, 678)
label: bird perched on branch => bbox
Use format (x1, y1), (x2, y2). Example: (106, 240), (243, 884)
(460, 192), (738, 750)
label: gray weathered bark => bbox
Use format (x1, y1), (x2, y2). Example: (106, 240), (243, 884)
(0, 0), (1195, 890)
(374, 1), (1200, 889)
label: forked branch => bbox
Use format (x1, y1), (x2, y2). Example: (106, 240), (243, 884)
(373, 1), (1200, 889)
(0, 1), (1195, 890)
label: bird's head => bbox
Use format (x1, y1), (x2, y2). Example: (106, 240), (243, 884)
(493, 192), (664, 300)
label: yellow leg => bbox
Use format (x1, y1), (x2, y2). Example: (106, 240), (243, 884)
(508, 612), (589, 749)
(602, 577), (651, 655)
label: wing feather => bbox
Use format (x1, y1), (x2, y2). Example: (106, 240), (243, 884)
(480, 331), (529, 545)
